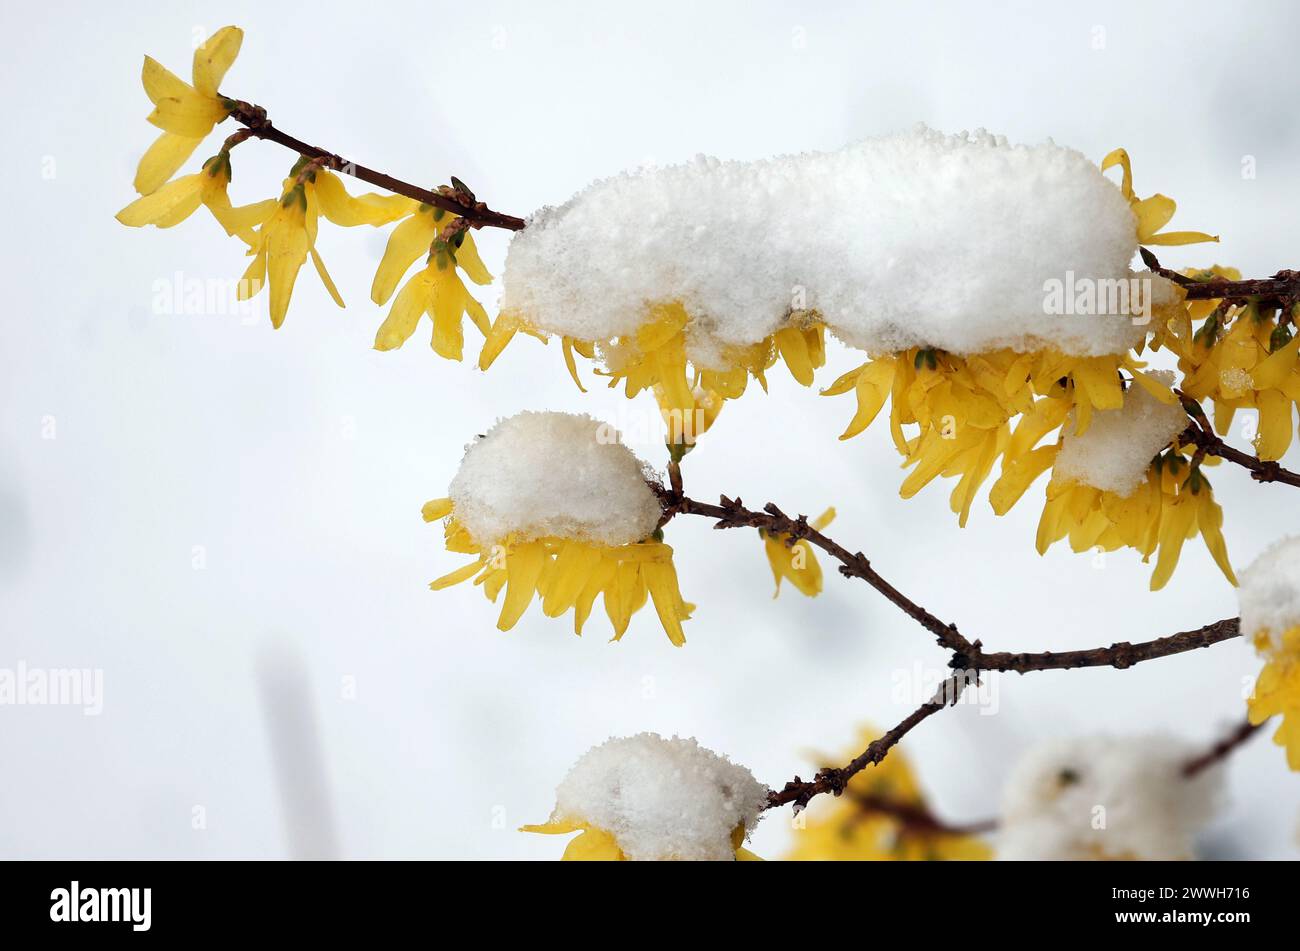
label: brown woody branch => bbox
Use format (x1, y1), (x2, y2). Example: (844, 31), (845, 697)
(765, 675), (971, 811)
(1178, 421), (1300, 489)
(661, 492), (1243, 672)
(962, 617), (1241, 673)
(223, 100), (527, 232)
(659, 490), (976, 657)
(657, 488), (1251, 812)
(1182, 718), (1263, 777)
(1140, 248), (1300, 307)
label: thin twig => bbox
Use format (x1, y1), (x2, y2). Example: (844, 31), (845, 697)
(1182, 718), (1263, 777)
(765, 675), (971, 811)
(1141, 248), (1300, 307)
(1178, 422), (1300, 489)
(654, 489), (1250, 812)
(663, 493), (1245, 671)
(660, 492), (976, 656)
(223, 100), (527, 232)
(964, 617), (1241, 673)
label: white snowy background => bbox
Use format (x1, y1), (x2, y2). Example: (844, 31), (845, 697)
(2, 0), (1298, 859)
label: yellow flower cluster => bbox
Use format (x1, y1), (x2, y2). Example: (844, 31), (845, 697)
(787, 728), (990, 861)
(422, 499), (692, 646)
(483, 301), (827, 447)
(1158, 269), (1300, 461)
(817, 153), (1240, 590)
(118, 27), (492, 347)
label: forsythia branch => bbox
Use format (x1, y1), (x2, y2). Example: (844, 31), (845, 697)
(659, 485), (1252, 812)
(1178, 419), (1300, 489)
(224, 99), (527, 231)
(765, 675), (971, 811)
(1141, 248), (1300, 306)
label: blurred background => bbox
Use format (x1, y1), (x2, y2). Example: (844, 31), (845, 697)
(2, 0), (1298, 859)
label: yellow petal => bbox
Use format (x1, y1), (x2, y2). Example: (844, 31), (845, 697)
(430, 559), (484, 590)
(479, 312), (521, 370)
(422, 498), (453, 522)
(370, 213), (436, 304)
(774, 326), (815, 386)
(116, 173), (204, 227)
(310, 246), (345, 308)
(430, 270), (468, 361)
(266, 208), (309, 328)
(1250, 333), (1300, 390)
(1150, 494), (1197, 591)
(141, 55), (192, 105)
(562, 337), (587, 392)
(1196, 491), (1236, 586)
(146, 95), (225, 137)
(1255, 389), (1294, 461)
(313, 170), (413, 227)
(191, 26), (243, 98)
(134, 132), (202, 195)
(1101, 148), (1134, 200)
(560, 828), (625, 861)
(374, 271), (431, 351)
(498, 541), (546, 631)
(455, 232), (493, 285)
(990, 444), (1058, 516)
(641, 558), (688, 646)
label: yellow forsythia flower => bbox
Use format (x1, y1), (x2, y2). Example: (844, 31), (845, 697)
(237, 163), (413, 328)
(762, 507), (834, 597)
(134, 27), (243, 195)
(1169, 292), (1300, 462)
(1101, 148), (1219, 247)
(1003, 449), (1234, 592)
(422, 498), (693, 646)
(371, 206), (493, 360)
(115, 151), (271, 243)
(822, 348), (1177, 527)
(483, 301), (826, 431)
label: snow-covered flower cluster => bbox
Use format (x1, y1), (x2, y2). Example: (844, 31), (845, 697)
(524, 734), (768, 861)
(1240, 538), (1300, 769)
(425, 412), (692, 644)
(999, 371), (1235, 591)
(483, 127), (1228, 589)
(996, 735), (1223, 861)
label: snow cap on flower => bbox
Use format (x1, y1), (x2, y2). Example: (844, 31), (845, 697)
(1238, 536), (1300, 646)
(502, 126), (1156, 364)
(1053, 372), (1187, 496)
(547, 733), (768, 861)
(997, 734), (1222, 861)
(447, 411), (662, 548)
